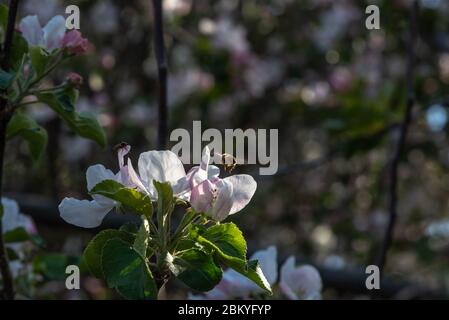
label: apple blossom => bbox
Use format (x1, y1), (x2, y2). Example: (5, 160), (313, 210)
(58, 144), (136, 228)
(19, 15), (66, 51)
(57, 142), (271, 298)
(102, 145), (257, 222)
(19, 15), (89, 54)
(187, 146), (257, 221)
(1, 198), (37, 235)
(1, 198), (38, 278)
(279, 256), (322, 300)
(58, 147), (196, 227)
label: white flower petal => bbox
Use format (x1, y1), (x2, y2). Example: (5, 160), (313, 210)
(200, 145), (211, 171)
(190, 179), (215, 213)
(251, 246), (278, 286)
(187, 164), (219, 179)
(209, 178), (234, 221)
(171, 175), (191, 199)
(223, 174), (257, 216)
(207, 165), (220, 179)
(59, 198), (113, 228)
(127, 158), (155, 198)
(19, 15), (44, 47)
(138, 150), (186, 187)
(43, 15), (66, 50)
(86, 164), (116, 191)
(190, 146), (218, 187)
(280, 256), (322, 300)
(293, 265), (322, 299)
(1, 197), (36, 235)
(1, 198), (20, 233)
(220, 269), (254, 298)
(86, 164), (116, 206)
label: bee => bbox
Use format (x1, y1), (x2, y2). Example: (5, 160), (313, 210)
(220, 153), (238, 173)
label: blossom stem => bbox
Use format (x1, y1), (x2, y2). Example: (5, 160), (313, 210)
(28, 84), (67, 95)
(14, 99), (39, 109)
(169, 209), (197, 250)
(0, 0), (20, 300)
(24, 58), (63, 89)
(12, 54), (65, 110)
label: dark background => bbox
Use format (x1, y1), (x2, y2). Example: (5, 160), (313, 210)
(3, 0), (449, 299)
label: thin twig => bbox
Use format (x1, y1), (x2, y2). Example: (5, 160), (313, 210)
(0, 0), (20, 300)
(151, 0), (168, 149)
(14, 99), (39, 109)
(376, 0), (419, 277)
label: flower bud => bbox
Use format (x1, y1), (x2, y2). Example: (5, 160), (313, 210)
(66, 72), (83, 88)
(62, 30), (89, 55)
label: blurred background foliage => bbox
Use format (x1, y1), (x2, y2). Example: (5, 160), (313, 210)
(4, 0), (449, 299)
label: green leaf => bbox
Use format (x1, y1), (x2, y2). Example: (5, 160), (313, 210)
(30, 47), (51, 78)
(10, 33), (28, 72)
(200, 223), (247, 260)
(0, 5), (8, 30)
(76, 111), (107, 147)
(37, 91), (107, 147)
(3, 227), (44, 247)
(101, 238), (157, 299)
(55, 86), (77, 112)
(83, 229), (134, 279)
(0, 69), (14, 89)
(6, 111), (48, 161)
(3, 227), (29, 243)
(154, 181), (174, 231)
(133, 217), (150, 258)
(119, 222), (138, 234)
(229, 259), (272, 294)
(0, 203), (3, 219)
(90, 180), (153, 217)
(33, 254), (81, 281)
(191, 224), (272, 294)
(6, 247), (19, 261)
(168, 249), (222, 292)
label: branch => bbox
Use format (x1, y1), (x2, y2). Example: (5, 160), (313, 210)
(151, 0), (168, 149)
(376, 0), (419, 277)
(0, 0), (20, 300)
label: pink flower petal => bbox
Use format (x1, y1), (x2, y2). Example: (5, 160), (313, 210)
(62, 30), (89, 54)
